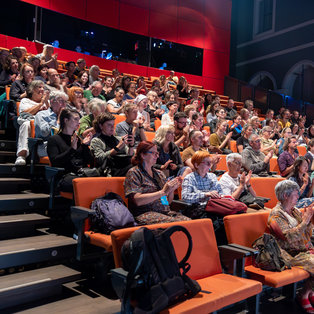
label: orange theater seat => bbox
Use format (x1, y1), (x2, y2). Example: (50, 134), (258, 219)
(250, 177), (284, 208)
(111, 219), (262, 313)
(144, 131), (155, 142)
(269, 157), (279, 173)
(230, 140), (237, 153)
(297, 145), (307, 156)
(114, 114), (126, 127)
(154, 118), (161, 130)
(224, 212), (309, 290)
(210, 154), (228, 171)
(72, 177), (126, 252)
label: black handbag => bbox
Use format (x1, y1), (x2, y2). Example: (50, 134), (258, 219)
(77, 167), (100, 177)
(238, 189), (269, 209)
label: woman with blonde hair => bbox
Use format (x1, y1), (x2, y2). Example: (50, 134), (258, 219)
(154, 125), (191, 179)
(40, 44), (58, 69)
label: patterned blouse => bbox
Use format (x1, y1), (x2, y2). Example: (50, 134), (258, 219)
(124, 165), (169, 217)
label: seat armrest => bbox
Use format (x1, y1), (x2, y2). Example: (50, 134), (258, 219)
(45, 166), (65, 209)
(111, 268), (128, 299)
(219, 245), (252, 277)
(228, 243), (259, 255)
(170, 199), (192, 212)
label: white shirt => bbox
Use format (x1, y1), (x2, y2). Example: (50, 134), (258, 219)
(161, 113), (174, 126)
(19, 98), (38, 114)
(219, 172), (244, 196)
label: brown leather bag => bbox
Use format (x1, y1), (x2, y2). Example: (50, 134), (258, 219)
(205, 196), (247, 216)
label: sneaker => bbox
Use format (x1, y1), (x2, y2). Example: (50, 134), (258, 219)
(15, 156), (26, 166)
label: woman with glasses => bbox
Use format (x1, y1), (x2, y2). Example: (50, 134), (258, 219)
(67, 86), (85, 115)
(123, 82), (137, 100)
(261, 126), (278, 156)
(124, 141), (190, 225)
(154, 125), (191, 179)
(277, 127), (292, 155)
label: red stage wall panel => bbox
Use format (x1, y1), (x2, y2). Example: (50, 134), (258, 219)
(119, 3), (149, 36)
(149, 12), (177, 43)
(19, 0), (232, 93)
(177, 19), (204, 48)
(202, 77), (224, 94)
(50, 0), (86, 20)
(86, 0), (119, 29)
(150, 0), (178, 17)
(205, 0), (232, 30)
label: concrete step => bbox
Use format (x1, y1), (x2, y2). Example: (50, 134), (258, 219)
(0, 163), (46, 178)
(0, 151), (16, 163)
(0, 177), (31, 194)
(0, 213), (50, 239)
(0, 265), (81, 310)
(0, 193), (49, 212)
(0, 234), (77, 269)
(0, 140), (16, 152)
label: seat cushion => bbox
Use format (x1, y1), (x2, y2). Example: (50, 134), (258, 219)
(245, 265), (309, 288)
(85, 231), (112, 251)
(162, 273), (262, 314)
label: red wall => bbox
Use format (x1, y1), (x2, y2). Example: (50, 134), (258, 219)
(19, 0), (232, 94)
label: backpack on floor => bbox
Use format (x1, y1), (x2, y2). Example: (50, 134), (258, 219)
(252, 233), (291, 272)
(90, 192), (136, 234)
(120, 226), (201, 314)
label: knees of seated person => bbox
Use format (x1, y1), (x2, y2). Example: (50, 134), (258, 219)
(17, 120), (30, 156)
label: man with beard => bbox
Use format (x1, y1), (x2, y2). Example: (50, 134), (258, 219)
(173, 112), (190, 149)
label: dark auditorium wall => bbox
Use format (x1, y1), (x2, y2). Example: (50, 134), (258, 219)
(20, 0), (232, 94)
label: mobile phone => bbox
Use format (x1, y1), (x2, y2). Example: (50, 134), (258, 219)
(128, 126), (133, 136)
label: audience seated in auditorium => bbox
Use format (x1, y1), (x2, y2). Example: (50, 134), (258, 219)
(219, 153), (257, 202)
(46, 68), (67, 93)
(107, 86), (127, 114)
(277, 127), (292, 155)
(0, 49), (10, 73)
(90, 112), (134, 177)
(278, 109), (292, 129)
(34, 90), (67, 157)
(27, 56), (40, 76)
(135, 76), (148, 94)
(83, 81), (105, 102)
(177, 76), (190, 98)
(73, 70), (89, 90)
(123, 82), (137, 101)
(9, 63), (34, 102)
(47, 108), (92, 192)
(236, 123), (253, 153)
(262, 109), (274, 127)
(209, 119), (233, 154)
(241, 133), (274, 176)
(260, 126), (278, 156)
(184, 104), (196, 124)
(206, 100), (219, 123)
(288, 156), (314, 208)
(278, 136), (299, 177)
(146, 90), (164, 126)
(181, 151), (223, 207)
(268, 180), (313, 313)
(225, 98), (237, 120)
(230, 114), (242, 140)
(60, 61), (76, 86)
(167, 70), (178, 86)
(243, 99), (254, 118)
(88, 65), (101, 85)
(115, 102), (146, 147)
(124, 141), (190, 225)
(153, 125), (191, 179)
(134, 94), (150, 131)
(15, 80), (49, 165)
(73, 58), (86, 76)
(67, 86), (85, 115)
(173, 112), (190, 149)
(161, 101), (178, 126)
(208, 107), (227, 133)
(34, 64), (48, 83)
(39, 44), (58, 69)
(239, 108), (250, 126)
(101, 75), (114, 100)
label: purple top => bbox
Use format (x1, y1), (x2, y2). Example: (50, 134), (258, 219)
(278, 151), (298, 176)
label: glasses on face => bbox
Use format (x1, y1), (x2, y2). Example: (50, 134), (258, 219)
(200, 161), (211, 166)
(177, 121), (187, 125)
(53, 98), (66, 104)
(74, 91), (83, 96)
(146, 151), (159, 157)
(253, 139), (261, 143)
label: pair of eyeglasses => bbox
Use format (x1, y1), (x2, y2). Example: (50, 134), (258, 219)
(146, 151), (159, 157)
(200, 161), (211, 166)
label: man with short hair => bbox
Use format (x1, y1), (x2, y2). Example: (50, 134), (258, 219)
(174, 112), (189, 149)
(74, 58), (86, 76)
(34, 91), (67, 156)
(83, 81), (106, 101)
(241, 134), (273, 176)
(115, 103), (146, 147)
(225, 98), (237, 120)
(278, 136), (299, 177)
(46, 68), (67, 93)
(60, 61), (76, 86)
(244, 99), (254, 118)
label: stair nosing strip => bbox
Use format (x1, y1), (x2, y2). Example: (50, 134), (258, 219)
(0, 278), (51, 293)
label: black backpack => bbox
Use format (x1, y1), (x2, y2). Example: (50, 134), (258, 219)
(90, 192), (136, 234)
(120, 226), (201, 314)
(252, 233), (291, 272)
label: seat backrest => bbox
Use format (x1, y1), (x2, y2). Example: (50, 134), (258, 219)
(269, 157), (279, 173)
(144, 131), (155, 142)
(224, 211), (270, 248)
(154, 118), (161, 130)
(230, 140), (237, 153)
(30, 120), (35, 138)
(111, 219), (222, 280)
(5, 86), (10, 100)
(250, 177), (284, 208)
(73, 177), (127, 208)
(210, 154), (227, 171)
(114, 115), (126, 127)
(297, 146), (307, 156)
